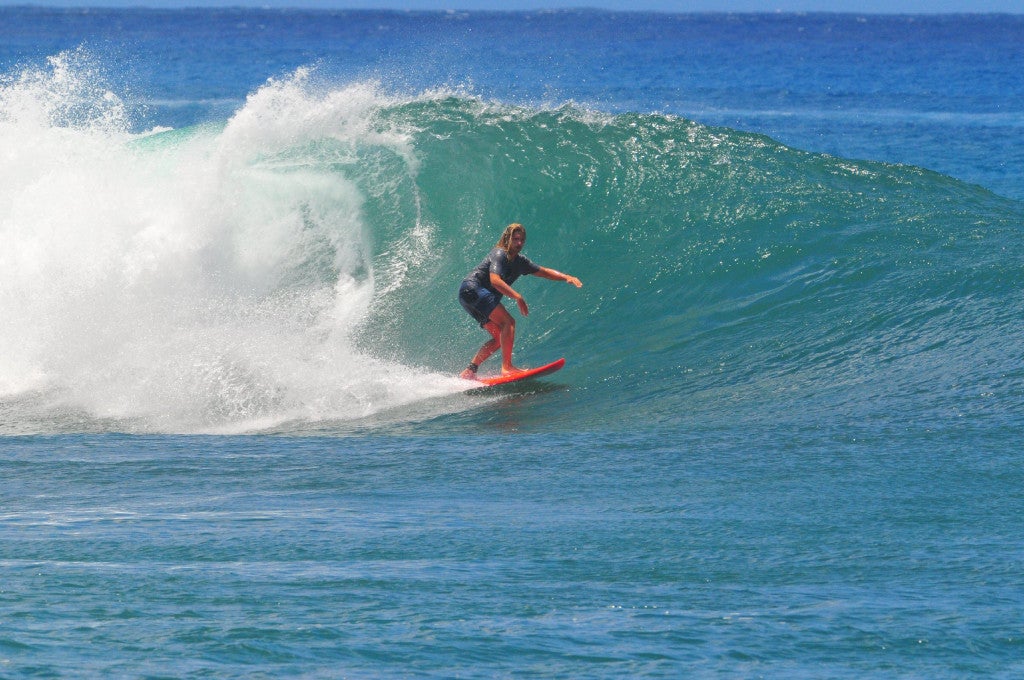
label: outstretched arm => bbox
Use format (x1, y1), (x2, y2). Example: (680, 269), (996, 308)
(534, 267), (583, 288)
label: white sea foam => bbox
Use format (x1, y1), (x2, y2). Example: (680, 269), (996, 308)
(0, 55), (466, 433)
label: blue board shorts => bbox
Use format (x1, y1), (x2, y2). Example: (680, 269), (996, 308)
(459, 280), (500, 327)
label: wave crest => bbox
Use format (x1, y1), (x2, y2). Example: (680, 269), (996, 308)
(3, 57), (1022, 433)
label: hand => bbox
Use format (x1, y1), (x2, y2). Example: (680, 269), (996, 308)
(565, 275), (582, 288)
(516, 296), (529, 316)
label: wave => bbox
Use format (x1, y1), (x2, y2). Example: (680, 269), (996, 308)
(2, 57), (1022, 434)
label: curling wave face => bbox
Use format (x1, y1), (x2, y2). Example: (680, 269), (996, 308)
(2, 57), (1023, 434)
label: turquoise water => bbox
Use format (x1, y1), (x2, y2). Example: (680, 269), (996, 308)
(2, 9), (1023, 677)
(5, 430), (1021, 676)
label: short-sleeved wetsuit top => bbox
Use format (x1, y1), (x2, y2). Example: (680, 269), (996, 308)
(464, 247), (540, 295)
(458, 247), (541, 326)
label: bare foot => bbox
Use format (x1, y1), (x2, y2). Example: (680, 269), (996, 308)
(459, 368), (480, 380)
(500, 365), (527, 376)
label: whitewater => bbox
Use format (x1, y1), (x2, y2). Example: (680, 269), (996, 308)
(2, 10), (1023, 678)
(1, 62), (472, 433)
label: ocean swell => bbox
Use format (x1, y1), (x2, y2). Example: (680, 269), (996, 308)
(2, 58), (1022, 434)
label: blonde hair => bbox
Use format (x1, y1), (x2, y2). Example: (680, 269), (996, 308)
(496, 223), (526, 250)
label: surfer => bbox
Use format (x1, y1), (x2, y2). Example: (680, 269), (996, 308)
(458, 223), (582, 379)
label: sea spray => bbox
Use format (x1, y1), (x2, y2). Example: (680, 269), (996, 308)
(0, 58), (463, 433)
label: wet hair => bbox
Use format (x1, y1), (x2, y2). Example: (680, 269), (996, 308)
(496, 223), (526, 250)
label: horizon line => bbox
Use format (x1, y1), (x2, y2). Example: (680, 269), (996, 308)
(1, 3), (1022, 12)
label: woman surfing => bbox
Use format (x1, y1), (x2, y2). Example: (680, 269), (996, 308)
(458, 223), (582, 380)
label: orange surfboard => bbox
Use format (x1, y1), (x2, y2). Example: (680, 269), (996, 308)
(472, 358), (566, 387)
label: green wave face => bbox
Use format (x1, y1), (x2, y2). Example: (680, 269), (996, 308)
(355, 96), (1024, 430)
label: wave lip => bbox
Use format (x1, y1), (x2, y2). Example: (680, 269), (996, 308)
(0, 60), (473, 433)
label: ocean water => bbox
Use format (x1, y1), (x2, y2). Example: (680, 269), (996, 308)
(2, 9), (1023, 677)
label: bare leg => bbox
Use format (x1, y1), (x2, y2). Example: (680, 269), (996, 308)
(474, 323), (502, 365)
(487, 304), (524, 375)
(460, 323), (501, 379)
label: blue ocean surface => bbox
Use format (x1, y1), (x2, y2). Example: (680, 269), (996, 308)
(2, 9), (1023, 677)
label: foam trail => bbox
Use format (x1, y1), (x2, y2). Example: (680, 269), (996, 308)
(0, 56), (464, 433)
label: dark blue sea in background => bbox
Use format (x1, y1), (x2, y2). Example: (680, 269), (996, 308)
(2, 9), (1023, 677)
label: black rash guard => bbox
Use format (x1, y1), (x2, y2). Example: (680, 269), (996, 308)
(463, 247), (540, 298)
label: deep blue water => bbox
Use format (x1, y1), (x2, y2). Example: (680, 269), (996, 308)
(1, 9), (1023, 677)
